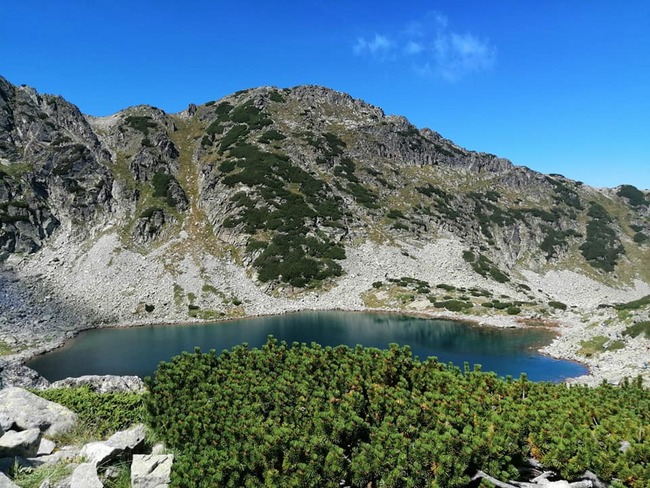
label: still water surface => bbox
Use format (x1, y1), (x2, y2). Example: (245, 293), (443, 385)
(28, 311), (587, 382)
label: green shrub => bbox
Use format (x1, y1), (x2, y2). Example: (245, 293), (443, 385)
(579, 203), (624, 272)
(548, 301), (568, 311)
(124, 116), (157, 136)
(623, 321), (650, 338)
(146, 340), (650, 488)
(35, 387), (145, 439)
(633, 232), (648, 243)
(506, 306), (521, 315)
(614, 295), (650, 311)
(617, 185), (647, 207)
(433, 300), (473, 312)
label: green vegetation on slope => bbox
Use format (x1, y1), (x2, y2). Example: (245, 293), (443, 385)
(146, 340), (650, 487)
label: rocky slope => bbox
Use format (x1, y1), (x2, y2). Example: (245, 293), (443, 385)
(1, 76), (649, 385)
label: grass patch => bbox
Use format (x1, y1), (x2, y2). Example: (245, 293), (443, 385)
(9, 461), (73, 488)
(578, 336), (625, 357)
(35, 387), (145, 441)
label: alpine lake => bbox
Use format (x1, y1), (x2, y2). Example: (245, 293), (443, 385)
(28, 311), (587, 382)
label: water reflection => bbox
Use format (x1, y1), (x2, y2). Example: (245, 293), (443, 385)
(28, 311), (587, 382)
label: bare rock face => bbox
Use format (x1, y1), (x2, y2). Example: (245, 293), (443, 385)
(49, 375), (146, 394)
(0, 387), (76, 436)
(0, 428), (41, 457)
(69, 462), (103, 488)
(131, 454), (174, 488)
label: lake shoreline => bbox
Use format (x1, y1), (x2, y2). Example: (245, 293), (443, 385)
(25, 308), (588, 383)
(12, 304), (590, 385)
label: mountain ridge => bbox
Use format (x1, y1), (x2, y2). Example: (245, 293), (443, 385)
(1, 75), (649, 385)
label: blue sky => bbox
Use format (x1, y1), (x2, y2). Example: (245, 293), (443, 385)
(2, 1), (649, 189)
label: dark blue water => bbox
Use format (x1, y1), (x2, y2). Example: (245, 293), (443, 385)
(27, 311), (587, 382)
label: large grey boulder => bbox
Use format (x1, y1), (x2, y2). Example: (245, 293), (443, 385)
(69, 462), (103, 488)
(0, 363), (50, 390)
(0, 471), (20, 488)
(49, 375), (146, 394)
(0, 428), (41, 457)
(80, 424), (146, 466)
(131, 454), (173, 488)
(0, 388), (76, 436)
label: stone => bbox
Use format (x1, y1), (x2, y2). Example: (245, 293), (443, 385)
(131, 454), (173, 488)
(29, 445), (80, 468)
(0, 471), (20, 488)
(37, 438), (56, 456)
(106, 424), (146, 452)
(0, 428), (41, 457)
(0, 363), (50, 390)
(49, 375), (146, 394)
(79, 441), (117, 467)
(80, 424), (146, 466)
(0, 388), (77, 436)
(69, 462), (102, 488)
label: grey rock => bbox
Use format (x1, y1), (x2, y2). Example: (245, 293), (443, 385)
(620, 440), (631, 453)
(0, 428), (41, 457)
(106, 423), (146, 452)
(79, 424), (146, 466)
(0, 471), (20, 488)
(0, 388), (77, 436)
(49, 375), (146, 394)
(37, 437), (56, 456)
(29, 445), (79, 468)
(69, 462), (102, 488)
(79, 441), (117, 467)
(131, 454), (173, 488)
(0, 364), (50, 390)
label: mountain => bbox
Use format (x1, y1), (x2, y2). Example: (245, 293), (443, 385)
(1, 76), (649, 355)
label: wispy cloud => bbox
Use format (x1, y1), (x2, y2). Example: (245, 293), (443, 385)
(353, 12), (496, 82)
(353, 34), (395, 60)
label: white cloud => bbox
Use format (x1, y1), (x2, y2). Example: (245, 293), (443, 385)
(354, 11), (496, 82)
(354, 34), (394, 58)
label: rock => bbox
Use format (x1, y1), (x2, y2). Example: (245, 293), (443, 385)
(619, 440), (631, 453)
(69, 462), (102, 488)
(79, 424), (146, 466)
(28, 445), (79, 468)
(0, 363), (50, 390)
(0, 471), (20, 488)
(37, 438), (56, 456)
(131, 454), (173, 488)
(0, 428), (41, 457)
(0, 388), (77, 436)
(49, 375), (146, 394)
(106, 424), (146, 452)
(79, 441), (117, 467)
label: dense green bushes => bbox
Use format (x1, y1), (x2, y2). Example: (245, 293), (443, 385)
(579, 203), (625, 272)
(146, 340), (650, 487)
(37, 387), (145, 439)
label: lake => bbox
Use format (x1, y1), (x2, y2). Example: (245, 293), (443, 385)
(27, 311), (588, 382)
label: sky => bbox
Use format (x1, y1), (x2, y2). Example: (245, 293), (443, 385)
(1, 1), (649, 189)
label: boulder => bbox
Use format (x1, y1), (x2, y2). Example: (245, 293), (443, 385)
(131, 454), (173, 488)
(0, 388), (76, 436)
(0, 363), (50, 390)
(37, 438), (56, 456)
(79, 441), (117, 467)
(69, 462), (103, 488)
(49, 375), (146, 394)
(106, 424), (146, 452)
(0, 428), (41, 457)
(80, 424), (146, 466)
(28, 445), (79, 468)
(0, 471), (20, 488)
